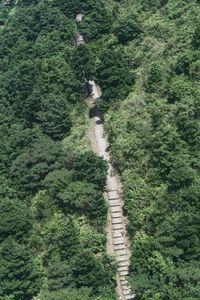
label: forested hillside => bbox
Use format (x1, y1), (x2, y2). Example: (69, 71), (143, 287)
(0, 0), (200, 300)
(102, 1), (200, 300)
(0, 1), (117, 299)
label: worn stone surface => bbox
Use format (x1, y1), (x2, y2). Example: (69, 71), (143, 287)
(109, 200), (121, 207)
(112, 223), (124, 230)
(112, 218), (123, 224)
(88, 65), (135, 300)
(108, 190), (119, 199)
(110, 206), (122, 213)
(113, 237), (125, 245)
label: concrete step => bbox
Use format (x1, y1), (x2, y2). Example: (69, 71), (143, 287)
(112, 218), (123, 225)
(115, 249), (127, 256)
(120, 279), (129, 286)
(116, 255), (129, 263)
(118, 266), (129, 272)
(114, 243), (126, 250)
(109, 200), (121, 207)
(111, 211), (123, 218)
(113, 237), (125, 245)
(124, 294), (135, 300)
(119, 275), (127, 282)
(110, 206), (122, 213)
(108, 191), (119, 199)
(123, 289), (132, 296)
(123, 285), (132, 291)
(113, 230), (124, 238)
(119, 270), (129, 276)
(112, 224), (124, 231)
(118, 260), (129, 267)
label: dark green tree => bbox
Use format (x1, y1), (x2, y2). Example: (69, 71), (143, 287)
(0, 238), (43, 300)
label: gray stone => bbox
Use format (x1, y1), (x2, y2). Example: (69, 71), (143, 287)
(114, 243), (126, 250)
(113, 230), (123, 238)
(116, 255), (129, 262)
(119, 270), (129, 276)
(124, 294), (136, 300)
(109, 200), (121, 207)
(110, 205), (122, 212)
(113, 237), (124, 245)
(115, 249), (127, 256)
(112, 218), (123, 224)
(118, 260), (129, 267)
(111, 212), (123, 218)
(108, 191), (119, 199)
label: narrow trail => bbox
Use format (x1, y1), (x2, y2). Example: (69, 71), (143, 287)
(75, 16), (135, 300)
(88, 82), (135, 300)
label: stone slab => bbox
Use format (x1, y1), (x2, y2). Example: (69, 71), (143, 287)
(114, 243), (126, 251)
(110, 206), (122, 213)
(111, 212), (123, 218)
(109, 200), (121, 207)
(119, 270), (129, 276)
(112, 223), (124, 230)
(113, 230), (123, 238)
(108, 190), (119, 199)
(113, 237), (125, 245)
(118, 266), (129, 272)
(116, 255), (129, 262)
(118, 260), (129, 267)
(112, 218), (123, 225)
(123, 289), (132, 295)
(121, 279), (129, 286)
(115, 249), (127, 256)
(124, 294), (136, 300)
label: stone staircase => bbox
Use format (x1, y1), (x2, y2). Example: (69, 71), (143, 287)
(107, 167), (135, 300)
(88, 79), (135, 299)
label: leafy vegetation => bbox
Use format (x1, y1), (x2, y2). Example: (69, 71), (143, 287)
(103, 1), (200, 299)
(0, 1), (116, 299)
(1, 0), (200, 299)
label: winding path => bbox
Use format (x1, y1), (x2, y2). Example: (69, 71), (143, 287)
(89, 82), (135, 300)
(75, 18), (135, 300)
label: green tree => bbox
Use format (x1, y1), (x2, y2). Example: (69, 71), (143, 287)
(113, 12), (142, 44)
(11, 135), (64, 196)
(0, 238), (43, 300)
(42, 214), (80, 261)
(57, 181), (107, 226)
(72, 151), (108, 189)
(0, 198), (32, 242)
(36, 93), (72, 140)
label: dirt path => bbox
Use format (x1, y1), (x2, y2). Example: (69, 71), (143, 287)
(88, 81), (135, 300)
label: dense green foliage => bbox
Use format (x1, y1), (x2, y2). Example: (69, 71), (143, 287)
(0, 1), (117, 299)
(1, 0), (200, 299)
(102, 1), (200, 299)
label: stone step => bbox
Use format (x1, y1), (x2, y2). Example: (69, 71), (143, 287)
(109, 200), (121, 207)
(112, 223), (125, 230)
(108, 191), (119, 199)
(112, 218), (123, 225)
(118, 266), (129, 272)
(124, 294), (135, 300)
(113, 230), (124, 238)
(123, 285), (132, 291)
(111, 212), (123, 218)
(114, 243), (126, 250)
(110, 206), (122, 213)
(115, 249), (127, 256)
(123, 289), (132, 296)
(118, 260), (129, 267)
(121, 279), (129, 286)
(119, 275), (126, 281)
(119, 270), (129, 276)
(116, 255), (129, 263)
(113, 237), (125, 245)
